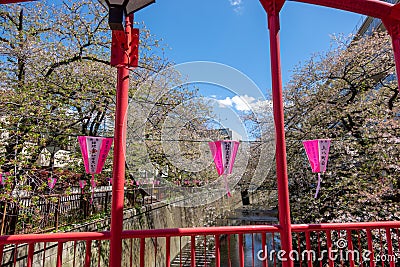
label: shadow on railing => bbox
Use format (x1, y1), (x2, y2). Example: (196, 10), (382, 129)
(0, 221), (399, 266)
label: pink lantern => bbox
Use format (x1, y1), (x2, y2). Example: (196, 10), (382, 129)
(209, 140), (240, 197)
(48, 178), (57, 189)
(78, 136), (113, 204)
(302, 139), (331, 198)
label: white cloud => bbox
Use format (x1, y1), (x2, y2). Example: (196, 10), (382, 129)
(231, 95), (254, 111)
(218, 97), (233, 107)
(228, 0), (243, 13)
(216, 95), (273, 112)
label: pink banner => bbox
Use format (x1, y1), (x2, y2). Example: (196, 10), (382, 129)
(78, 136), (113, 174)
(318, 139), (331, 173)
(221, 140), (240, 175)
(96, 138), (113, 173)
(209, 140), (240, 176)
(302, 140), (320, 173)
(209, 140), (240, 197)
(303, 139), (331, 198)
(228, 141), (240, 174)
(90, 175), (96, 188)
(48, 178), (57, 189)
(209, 141), (224, 176)
(77, 136), (89, 173)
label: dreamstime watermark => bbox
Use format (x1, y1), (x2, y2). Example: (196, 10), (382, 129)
(257, 238), (399, 263)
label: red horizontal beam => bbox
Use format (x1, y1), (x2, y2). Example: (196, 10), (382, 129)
(122, 225), (282, 238)
(1, 221), (400, 245)
(291, 0), (393, 19)
(292, 221), (400, 231)
(0, 0), (34, 4)
(0, 232), (110, 245)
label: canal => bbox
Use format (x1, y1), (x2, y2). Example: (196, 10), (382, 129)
(171, 206), (281, 266)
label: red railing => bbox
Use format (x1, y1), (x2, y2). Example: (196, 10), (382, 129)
(0, 221), (399, 266)
(0, 186), (178, 235)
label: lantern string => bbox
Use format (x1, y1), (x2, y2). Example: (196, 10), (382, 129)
(223, 174), (231, 198)
(315, 173), (321, 198)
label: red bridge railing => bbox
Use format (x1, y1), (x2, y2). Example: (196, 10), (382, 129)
(0, 221), (399, 266)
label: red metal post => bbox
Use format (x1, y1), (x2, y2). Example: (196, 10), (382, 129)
(238, 234), (244, 267)
(260, 1), (293, 266)
(85, 240), (92, 267)
(191, 236), (196, 267)
(215, 235), (220, 267)
(166, 236), (171, 267)
(383, 19), (400, 93)
(27, 243), (34, 267)
(109, 14), (133, 267)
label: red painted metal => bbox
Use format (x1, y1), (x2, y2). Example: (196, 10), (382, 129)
(259, 2), (293, 267)
(357, 231), (362, 265)
(386, 228), (395, 267)
(366, 229), (374, 267)
(317, 232), (321, 267)
(109, 12), (133, 267)
(27, 243), (34, 267)
(305, 231), (312, 267)
(291, 221), (400, 231)
(0, 244), (4, 266)
(383, 19), (400, 93)
(85, 240), (91, 267)
(251, 234), (255, 267)
(379, 229), (384, 267)
(292, 0), (392, 19)
(215, 235), (220, 267)
(140, 238), (145, 267)
(191, 236), (196, 267)
(238, 234), (244, 267)
(0, 222), (398, 265)
(57, 242), (63, 267)
(297, 233), (302, 267)
(346, 230), (355, 267)
(111, 30), (127, 67)
(166, 236), (171, 267)
(0, 0), (32, 3)
(261, 233), (267, 267)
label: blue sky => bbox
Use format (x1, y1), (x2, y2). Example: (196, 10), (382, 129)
(135, 0), (363, 88)
(135, 0), (364, 139)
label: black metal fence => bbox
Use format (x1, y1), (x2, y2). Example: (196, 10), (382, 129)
(0, 186), (171, 235)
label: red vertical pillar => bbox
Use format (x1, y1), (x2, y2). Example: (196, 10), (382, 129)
(260, 1), (293, 266)
(109, 14), (133, 267)
(385, 21), (400, 92)
(392, 36), (400, 89)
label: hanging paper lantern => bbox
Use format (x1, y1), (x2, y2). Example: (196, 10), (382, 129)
(78, 136), (113, 203)
(48, 178), (57, 189)
(209, 140), (240, 197)
(302, 139), (331, 198)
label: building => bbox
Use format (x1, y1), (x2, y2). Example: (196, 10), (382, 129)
(356, 0), (400, 36)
